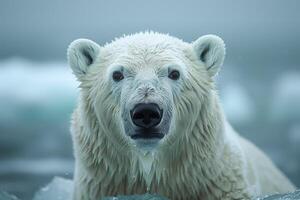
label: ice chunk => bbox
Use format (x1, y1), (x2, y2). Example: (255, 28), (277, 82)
(0, 191), (19, 200)
(33, 177), (73, 200)
(256, 190), (300, 200)
(32, 176), (169, 200)
(103, 194), (169, 200)
(0, 58), (77, 105)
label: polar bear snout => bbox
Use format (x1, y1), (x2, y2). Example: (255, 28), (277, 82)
(129, 103), (165, 141)
(130, 103), (163, 129)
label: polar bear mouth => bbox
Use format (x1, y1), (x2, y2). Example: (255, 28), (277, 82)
(130, 131), (164, 140)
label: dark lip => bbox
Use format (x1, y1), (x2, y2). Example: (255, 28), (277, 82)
(130, 128), (164, 140)
(131, 132), (164, 140)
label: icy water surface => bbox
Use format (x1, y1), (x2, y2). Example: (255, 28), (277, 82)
(1, 177), (300, 200)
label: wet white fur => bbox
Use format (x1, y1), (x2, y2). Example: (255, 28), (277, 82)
(68, 32), (295, 200)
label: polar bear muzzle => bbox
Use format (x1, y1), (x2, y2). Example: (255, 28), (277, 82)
(130, 103), (164, 140)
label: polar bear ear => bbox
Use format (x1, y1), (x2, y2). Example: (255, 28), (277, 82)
(67, 39), (100, 78)
(192, 35), (225, 77)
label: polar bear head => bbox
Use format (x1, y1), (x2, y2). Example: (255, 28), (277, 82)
(68, 32), (225, 152)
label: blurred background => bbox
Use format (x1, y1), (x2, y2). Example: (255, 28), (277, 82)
(0, 0), (299, 199)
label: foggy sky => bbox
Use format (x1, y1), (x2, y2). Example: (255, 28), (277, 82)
(1, 0), (300, 67)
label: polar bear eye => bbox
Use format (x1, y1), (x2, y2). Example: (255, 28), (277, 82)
(112, 71), (124, 82)
(168, 70), (180, 80)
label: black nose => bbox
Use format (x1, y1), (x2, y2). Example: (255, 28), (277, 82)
(131, 103), (163, 129)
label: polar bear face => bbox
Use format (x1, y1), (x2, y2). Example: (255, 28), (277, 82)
(68, 32), (225, 151)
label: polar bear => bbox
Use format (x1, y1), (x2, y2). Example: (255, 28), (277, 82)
(67, 32), (295, 200)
